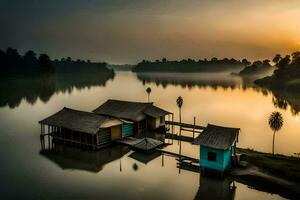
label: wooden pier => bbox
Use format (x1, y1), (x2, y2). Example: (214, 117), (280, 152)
(165, 133), (194, 142)
(165, 118), (204, 141)
(156, 149), (199, 163)
(166, 120), (205, 130)
(157, 149), (200, 173)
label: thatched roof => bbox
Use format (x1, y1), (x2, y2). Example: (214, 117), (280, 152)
(193, 124), (240, 150)
(143, 106), (171, 118)
(39, 107), (122, 134)
(93, 99), (171, 122)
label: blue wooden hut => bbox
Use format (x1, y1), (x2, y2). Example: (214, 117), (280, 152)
(193, 124), (240, 174)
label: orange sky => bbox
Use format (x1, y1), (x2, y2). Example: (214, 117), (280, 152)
(1, 0), (300, 63)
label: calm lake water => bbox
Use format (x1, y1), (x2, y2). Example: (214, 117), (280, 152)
(0, 71), (297, 199)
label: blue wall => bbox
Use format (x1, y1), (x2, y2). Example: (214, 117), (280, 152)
(200, 146), (232, 172)
(122, 123), (134, 137)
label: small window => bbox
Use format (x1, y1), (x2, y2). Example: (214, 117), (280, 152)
(207, 151), (217, 162)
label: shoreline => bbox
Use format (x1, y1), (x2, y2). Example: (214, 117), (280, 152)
(230, 148), (300, 199)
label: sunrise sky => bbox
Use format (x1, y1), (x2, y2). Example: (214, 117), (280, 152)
(1, 0), (300, 64)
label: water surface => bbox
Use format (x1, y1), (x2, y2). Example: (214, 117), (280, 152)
(0, 71), (297, 199)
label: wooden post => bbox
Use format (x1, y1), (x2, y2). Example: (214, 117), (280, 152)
(172, 114), (174, 144)
(51, 126), (53, 149)
(43, 124), (45, 149)
(193, 117), (196, 139)
(48, 125), (50, 149)
(234, 141), (237, 155)
(40, 124), (43, 150)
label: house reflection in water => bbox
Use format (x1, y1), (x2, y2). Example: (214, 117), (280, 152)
(194, 176), (236, 200)
(40, 144), (130, 173)
(128, 151), (161, 165)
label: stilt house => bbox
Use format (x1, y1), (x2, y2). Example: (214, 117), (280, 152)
(193, 124), (240, 173)
(93, 99), (172, 135)
(39, 107), (124, 150)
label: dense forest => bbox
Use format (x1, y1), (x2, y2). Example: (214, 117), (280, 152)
(255, 51), (300, 90)
(52, 58), (109, 73)
(0, 48), (113, 77)
(132, 57), (249, 73)
(0, 48), (53, 76)
(238, 59), (274, 76)
(0, 48), (115, 108)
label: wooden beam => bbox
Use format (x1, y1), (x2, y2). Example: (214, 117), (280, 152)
(156, 149), (199, 163)
(165, 133), (194, 142)
(165, 121), (205, 130)
(181, 128), (202, 134)
(193, 117), (196, 139)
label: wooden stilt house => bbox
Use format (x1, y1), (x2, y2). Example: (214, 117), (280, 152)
(193, 124), (240, 173)
(93, 99), (172, 135)
(39, 107), (124, 150)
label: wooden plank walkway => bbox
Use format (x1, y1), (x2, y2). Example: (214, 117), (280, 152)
(177, 161), (200, 173)
(156, 148), (199, 163)
(165, 133), (194, 142)
(165, 121), (205, 130)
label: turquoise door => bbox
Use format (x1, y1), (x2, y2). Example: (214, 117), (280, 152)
(122, 123), (134, 137)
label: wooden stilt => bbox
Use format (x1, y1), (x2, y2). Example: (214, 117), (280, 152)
(193, 117), (196, 139)
(172, 114), (174, 144)
(48, 125), (50, 149)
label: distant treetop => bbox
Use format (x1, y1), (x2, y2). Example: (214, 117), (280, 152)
(133, 57), (247, 73)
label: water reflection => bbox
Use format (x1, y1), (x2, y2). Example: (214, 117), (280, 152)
(138, 72), (243, 90)
(39, 143), (285, 199)
(137, 72), (300, 115)
(0, 71), (114, 108)
(271, 89), (300, 115)
(129, 151), (161, 165)
(194, 176), (236, 200)
(40, 144), (128, 173)
(1, 71), (300, 116)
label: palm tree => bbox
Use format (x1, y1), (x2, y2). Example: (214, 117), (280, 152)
(146, 87), (151, 102)
(268, 111), (283, 155)
(176, 96), (183, 155)
(176, 96), (183, 124)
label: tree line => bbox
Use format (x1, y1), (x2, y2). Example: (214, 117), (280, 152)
(271, 51), (300, 80)
(255, 51), (300, 89)
(0, 48), (112, 77)
(133, 57), (250, 72)
(0, 48), (53, 76)
(238, 59), (272, 76)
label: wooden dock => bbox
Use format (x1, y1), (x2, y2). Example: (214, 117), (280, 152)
(166, 119), (204, 139)
(166, 120), (205, 130)
(157, 149), (200, 173)
(156, 149), (199, 163)
(165, 133), (194, 142)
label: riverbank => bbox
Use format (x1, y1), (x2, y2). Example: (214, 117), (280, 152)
(231, 148), (300, 199)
